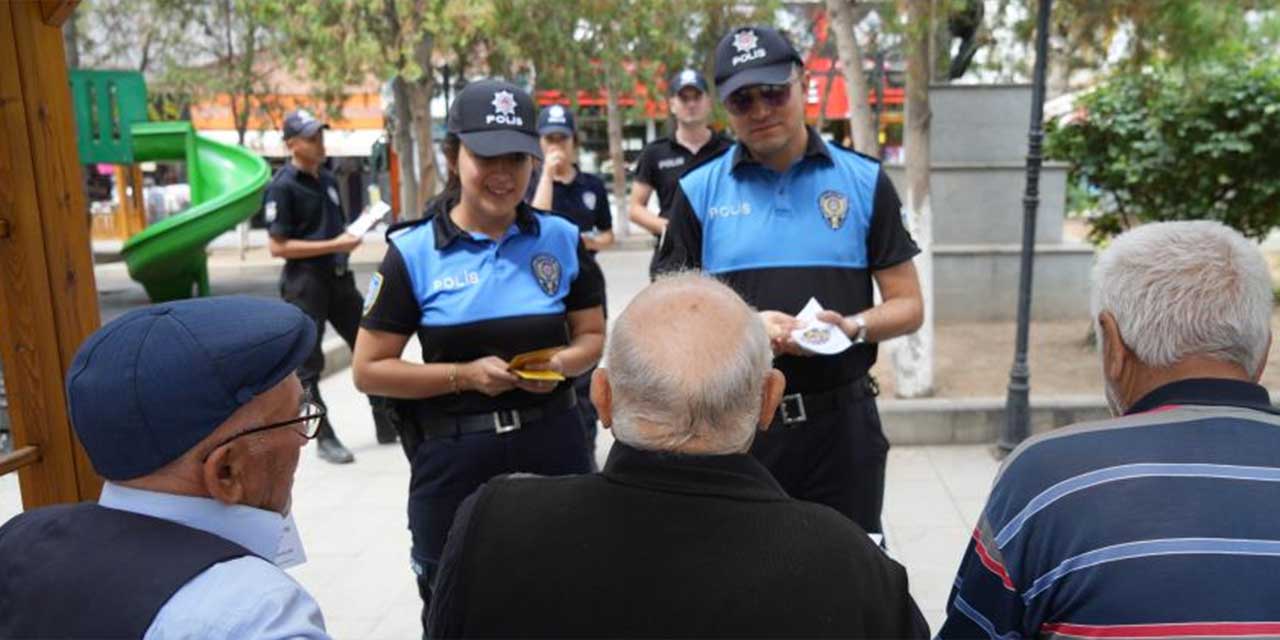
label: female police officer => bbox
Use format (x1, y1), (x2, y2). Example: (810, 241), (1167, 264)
(528, 104), (613, 458)
(352, 79), (605, 630)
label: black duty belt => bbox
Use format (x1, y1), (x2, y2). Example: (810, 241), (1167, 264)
(414, 388), (577, 439)
(774, 375), (879, 427)
(286, 261), (349, 278)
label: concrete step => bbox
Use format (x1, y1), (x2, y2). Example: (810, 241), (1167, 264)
(933, 243), (1095, 322)
(930, 83), (1042, 165)
(884, 163), (1069, 246)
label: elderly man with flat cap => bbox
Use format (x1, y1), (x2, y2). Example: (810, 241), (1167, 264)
(0, 296), (330, 639)
(655, 26), (924, 538)
(427, 273), (927, 638)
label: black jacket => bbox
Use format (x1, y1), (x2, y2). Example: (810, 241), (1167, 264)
(428, 441), (929, 638)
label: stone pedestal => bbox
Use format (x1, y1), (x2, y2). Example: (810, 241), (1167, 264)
(886, 84), (1093, 322)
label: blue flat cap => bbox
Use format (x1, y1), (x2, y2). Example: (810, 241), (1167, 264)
(66, 296), (316, 480)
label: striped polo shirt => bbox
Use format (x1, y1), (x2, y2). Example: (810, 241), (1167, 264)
(938, 378), (1280, 639)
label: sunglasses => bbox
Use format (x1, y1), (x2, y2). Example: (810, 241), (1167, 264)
(201, 400), (326, 463)
(724, 75), (800, 116)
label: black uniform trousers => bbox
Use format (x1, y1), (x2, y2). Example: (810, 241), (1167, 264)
(751, 380), (889, 535)
(404, 405), (592, 630)
(280, 263), (386, 436)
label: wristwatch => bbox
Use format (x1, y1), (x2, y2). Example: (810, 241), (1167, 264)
(851, 314), (868, 344)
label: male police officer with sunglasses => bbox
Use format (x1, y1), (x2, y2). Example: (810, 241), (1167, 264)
(655, 26), (924, 537)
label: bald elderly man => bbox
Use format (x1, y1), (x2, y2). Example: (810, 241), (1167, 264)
(0, 296), (329, 639)
(427, 273), (927, 638)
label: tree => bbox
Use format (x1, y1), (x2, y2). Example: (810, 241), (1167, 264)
(280, 0), (447, 219)
(1046, 58), (1280, 244)
(826, 0), (878, 154)
(891, 0), (934, 398)
(983, 0), (1277, 95)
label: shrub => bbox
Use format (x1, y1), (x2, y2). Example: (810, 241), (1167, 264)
(1046, 58), (1280, 244)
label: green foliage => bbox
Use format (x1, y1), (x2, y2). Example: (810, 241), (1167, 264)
(1046, 58), (1280, 243)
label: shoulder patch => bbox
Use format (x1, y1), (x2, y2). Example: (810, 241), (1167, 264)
(362, 273), (384, 316)
(264, 201), (277, 223)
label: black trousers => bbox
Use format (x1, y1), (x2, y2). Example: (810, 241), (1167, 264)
(751, 393), (889, 534)
(279, 264), (386, 437)
(404, 407), (592, 632)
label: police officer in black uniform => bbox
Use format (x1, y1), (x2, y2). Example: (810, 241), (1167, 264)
(655, 26), (924, 536)
(528, 104), (612, 455)
(351, 79), (605, 632)
(629, 68), (733, 278)
(266, 109), (396, 465)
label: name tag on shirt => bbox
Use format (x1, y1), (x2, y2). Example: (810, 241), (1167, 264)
(275, 513), (307, 569)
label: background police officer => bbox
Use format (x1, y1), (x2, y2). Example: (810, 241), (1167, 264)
(629, 68), (732, 278)
(352, 79), (605, 631)
(529, 105), (614, 253)
(528, 104), (612, 455)
(655, 26), (924, 537)
(266, 109), (395, 464)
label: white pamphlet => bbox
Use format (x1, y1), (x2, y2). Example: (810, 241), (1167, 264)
(789, 297), (853, 356)
(346, 201), (392, 238)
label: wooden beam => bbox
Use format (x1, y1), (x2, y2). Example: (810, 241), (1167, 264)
(39, 0), (79, 28)
(0, 447), (41, 477)
(2, 1), (102, 508)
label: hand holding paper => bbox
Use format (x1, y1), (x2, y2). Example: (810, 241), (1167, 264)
(789, 298), (853, 356)
(508, 346), (567, 382)
(346, 201), (392, 238)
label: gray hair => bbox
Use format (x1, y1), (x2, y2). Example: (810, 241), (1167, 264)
(607, 273), (772, 454)
(1091, 221), (1273, 373)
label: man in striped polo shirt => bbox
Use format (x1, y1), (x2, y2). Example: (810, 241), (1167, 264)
(939, 221), (1280, 639)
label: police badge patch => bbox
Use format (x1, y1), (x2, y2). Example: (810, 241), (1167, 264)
(818, 190), (849, 230)
(264, 201), (277, 223)
(582, 191), (597, 210)
(531, 253), (561, 296)
(363, 273), (383, 316)
(327, 186), (340, 205)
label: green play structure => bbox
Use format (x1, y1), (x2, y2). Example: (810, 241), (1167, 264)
(71, 70), (270, 301)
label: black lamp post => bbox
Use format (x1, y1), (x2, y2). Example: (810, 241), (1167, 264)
(998, 0), (1054, 455)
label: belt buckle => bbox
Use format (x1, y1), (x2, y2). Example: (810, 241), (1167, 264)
(779, 393), (807, 425)
(333, 265), (348, 277)
(493, 409), (521, 434)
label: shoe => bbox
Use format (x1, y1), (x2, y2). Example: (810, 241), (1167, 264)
(374, 411), (398, 445)
(316, 436), (355, 464)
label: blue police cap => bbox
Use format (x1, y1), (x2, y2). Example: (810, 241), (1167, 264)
(282, 109), (328, 140)
(66, 296), (317, 480)
(537, 104), (576, 137)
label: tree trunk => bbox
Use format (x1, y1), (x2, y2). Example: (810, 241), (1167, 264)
(604, 68), (628, 238)
(390, 74), (419, 220)
(892, 0), (935, 398)
(826, 0), (878, 155)
(63, 13), (79, 69)
(932, 2), (951, 83)
(411, 34), (438, 213)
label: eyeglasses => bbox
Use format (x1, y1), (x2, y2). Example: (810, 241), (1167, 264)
(723, 75), (801, 116)
(201, 400), (326, 462)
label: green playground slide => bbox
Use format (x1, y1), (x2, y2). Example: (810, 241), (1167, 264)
(120, 121), (270, 301)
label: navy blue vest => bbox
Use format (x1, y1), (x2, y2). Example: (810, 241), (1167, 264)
(0, 503), (254, 639)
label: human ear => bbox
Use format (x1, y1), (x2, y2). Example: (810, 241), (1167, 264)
(1098, 312), (1129, 383)
(202, 443), (246, 506)
(757, 369), (786, 432)
(591, 368), (613, 429)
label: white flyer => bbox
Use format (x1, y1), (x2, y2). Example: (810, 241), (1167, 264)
(790, 297), (853, 356)
(345, 200), (392, 238)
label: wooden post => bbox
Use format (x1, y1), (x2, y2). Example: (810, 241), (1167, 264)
(0, 1), (103, 507)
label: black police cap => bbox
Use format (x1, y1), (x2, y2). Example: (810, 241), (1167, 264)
(713, 26), (805, 100)
(446, 79), (542, 159)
